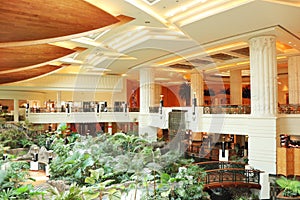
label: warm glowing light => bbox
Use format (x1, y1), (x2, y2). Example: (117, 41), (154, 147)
(157, 42), (247, 66)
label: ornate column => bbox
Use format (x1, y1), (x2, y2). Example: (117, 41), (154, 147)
(139, 67), (157, 140)
(230, 69), (242, 105)
(248, 35), (278, 199)
(139, 68), (154, 113)
(249, 35), (278, 116)
(190, 71), (204, 106)
(288, 55), (300, 104)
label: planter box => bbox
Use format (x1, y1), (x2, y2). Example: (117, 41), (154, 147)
(277, 191), (300, 200)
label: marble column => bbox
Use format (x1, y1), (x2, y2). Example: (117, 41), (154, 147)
(230, 69), (242, 105)
(56, 91), (62, 109)
(190, 72), (204, 106)
(139, 67), (157, 140)
(14, 99), (19, 122)
(248, 35), (278, 199)
(288, 55), (300, 104)
(139, 68), (154, 113)
(249, 35), (278, 116)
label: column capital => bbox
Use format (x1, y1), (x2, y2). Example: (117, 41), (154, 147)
(249, 35), (276, 48)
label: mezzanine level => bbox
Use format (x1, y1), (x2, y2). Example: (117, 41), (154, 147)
(23, 104), (300, 135)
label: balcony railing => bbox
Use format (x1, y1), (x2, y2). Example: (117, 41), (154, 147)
(203, 105), (251, 114)
(18, 104), (300, 115)
(278, 104), (300, 114)
(28, 106), (139, 113)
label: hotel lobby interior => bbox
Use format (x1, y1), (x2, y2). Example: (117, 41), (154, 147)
(1, 0), (300, 199)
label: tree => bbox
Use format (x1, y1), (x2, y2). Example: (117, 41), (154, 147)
(179, 82), (191, 106)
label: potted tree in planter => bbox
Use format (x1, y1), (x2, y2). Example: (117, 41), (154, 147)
(276, 176), (300, 199)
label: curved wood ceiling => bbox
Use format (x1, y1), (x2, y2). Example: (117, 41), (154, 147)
(0, 0), (119, 47)
(0, 0), (122, 84)
(0, 65), (62, 84)
(0, 44), (75, 71)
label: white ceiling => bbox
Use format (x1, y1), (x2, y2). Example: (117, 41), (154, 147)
(2, 0), (300, 89)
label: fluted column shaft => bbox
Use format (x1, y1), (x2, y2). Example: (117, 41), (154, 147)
(249, 35), (278, 115)
(139, 68), (154, 113)
(288, 56), (300, 104)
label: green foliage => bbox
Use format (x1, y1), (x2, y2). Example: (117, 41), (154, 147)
(276, 176), (300, 197)
(49, 133), (209, 200)
(0, 161), (45, 199)
(150, 164), (209, 200)
(0, 129), (33, 148)
(47, 183), (82, 200)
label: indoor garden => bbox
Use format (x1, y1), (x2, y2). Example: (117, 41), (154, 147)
(0, 122), (270, 200)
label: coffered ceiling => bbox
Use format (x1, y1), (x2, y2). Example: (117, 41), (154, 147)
(0, 0), (300, 90)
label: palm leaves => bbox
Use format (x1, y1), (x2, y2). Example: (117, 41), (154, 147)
(179, 82), (191, 106)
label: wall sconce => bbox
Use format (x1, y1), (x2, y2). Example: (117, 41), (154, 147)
(160, 94), (164, 115)
(96, 103), (100, 113)
(221, 136), (226, 157)
(193, 92), (197, 115)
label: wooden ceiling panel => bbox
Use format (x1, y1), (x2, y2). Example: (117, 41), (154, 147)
(0, 44), (75, 71)
(0, 0), (119, 46)
(0, 65), (62, 84)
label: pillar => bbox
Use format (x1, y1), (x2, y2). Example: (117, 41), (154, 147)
(13, 99), (19, 122)
(230, 69), (242, 105)
(56, 91), (61, 109)
(248, 35), (278, 199)
(288, 55), (300, 104)
(139, 67), (157, 140)
(108, 122), (112, 134)
(190, 71), (204, 106)
(154, 84), (162, 105)
(139, 68), (154, 113)
(249, 35), (278, 116)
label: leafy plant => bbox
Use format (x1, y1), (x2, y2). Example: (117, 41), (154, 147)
(145, 164), (209, 200)
(84, 168), (124, 200)
(276, 176), (300, 197)
(47, 183), (83, 200)
(0, 161), (45, 199)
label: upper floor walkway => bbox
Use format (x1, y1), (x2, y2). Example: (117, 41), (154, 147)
(15, 103), (300, 135)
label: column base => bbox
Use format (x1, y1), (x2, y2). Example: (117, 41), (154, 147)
(30, 161), (39, 171)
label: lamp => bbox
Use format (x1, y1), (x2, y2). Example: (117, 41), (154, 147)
(221, 136), (226, 157)
(160, 95), (164, 114)
(193, 92), (197, 115)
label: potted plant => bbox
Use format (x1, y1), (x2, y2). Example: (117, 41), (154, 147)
(276, 176), (300, 199)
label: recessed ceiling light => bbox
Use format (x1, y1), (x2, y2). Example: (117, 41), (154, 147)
(142, 0), (161, 5)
